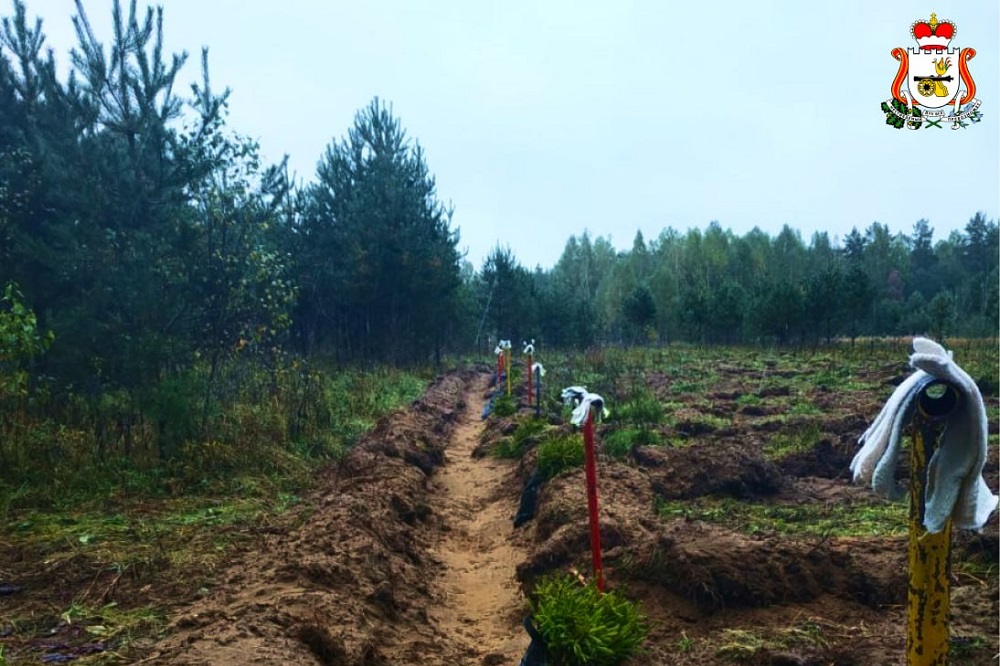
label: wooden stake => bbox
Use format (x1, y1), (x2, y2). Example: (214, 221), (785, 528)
(907, 382), (958, 665)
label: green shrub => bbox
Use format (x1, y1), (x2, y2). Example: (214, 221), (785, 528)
(0, 282), (54, 399)
(536, 434), (585, 479)
(492, 393), (517, 417)
(493, 417), (547, 459)
(616, 387), (664, 429)
(0, 359), (426, 509)
(607, 387), (663, 457)
(602, 429), (634, 459)
(531, 573), (647, 666)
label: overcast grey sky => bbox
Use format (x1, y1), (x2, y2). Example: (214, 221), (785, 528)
(18, 1), (1000, 269)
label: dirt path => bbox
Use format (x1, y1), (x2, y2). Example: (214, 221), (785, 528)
(120, 370), (540, 666)
(387, 376), (530, 663)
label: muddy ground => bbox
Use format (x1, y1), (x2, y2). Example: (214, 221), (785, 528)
(1, 361), (997, 665)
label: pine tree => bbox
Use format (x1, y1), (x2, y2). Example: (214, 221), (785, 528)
(298, 98), (461, 363)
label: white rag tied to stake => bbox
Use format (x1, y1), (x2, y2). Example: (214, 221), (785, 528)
(561, 386), (609, 426)
(850, 337), (998, 533)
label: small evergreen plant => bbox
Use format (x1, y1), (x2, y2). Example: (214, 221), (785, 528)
(536, 434), (585, 479)
(493, 417), (547, 458)
(531, 573), (647, 666)
(492, 393), (517, 417)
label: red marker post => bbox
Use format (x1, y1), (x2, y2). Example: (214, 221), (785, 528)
(582, 406), (605, 592)
(505, 346), (512, 396)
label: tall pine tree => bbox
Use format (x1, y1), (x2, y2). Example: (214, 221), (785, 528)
(298, 98), (461, 363)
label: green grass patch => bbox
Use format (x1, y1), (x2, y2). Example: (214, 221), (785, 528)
(762, 423), (822, 460)
(537, 433), (586, 479)
(949, 634), (993, 662)
(657, 497), (908, 537)
(676, 631), (695, 653)
(670, 379), (706, 394)
(788, 400), (823, 416)
(531, 573), (647, 666)
(677, 412), (731, 431)
(493, 417), (548, 459)
(491, 393), (517, 417)
(612, 386), (665, 429)
(841, 379), (882, 391)
(7, 493), (304, 567)
(602, 428), (662, 458)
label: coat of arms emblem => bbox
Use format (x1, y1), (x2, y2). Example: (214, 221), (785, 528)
(881, 13), (982, 130)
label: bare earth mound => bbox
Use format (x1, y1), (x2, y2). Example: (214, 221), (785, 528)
(497, 365), (998, 666)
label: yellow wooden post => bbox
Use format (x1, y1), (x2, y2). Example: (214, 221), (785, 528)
(907, 382), (959, 665)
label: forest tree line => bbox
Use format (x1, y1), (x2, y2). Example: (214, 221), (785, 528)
(2, 0), (997, 409)
(483, 212), (997, 350)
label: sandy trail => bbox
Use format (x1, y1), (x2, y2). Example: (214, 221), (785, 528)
(388, 377), (530, 663)
(132, 371), (533, 666)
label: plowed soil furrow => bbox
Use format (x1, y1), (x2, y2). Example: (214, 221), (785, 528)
(393, 377), (529, 663)
(132, 371), (530, 666)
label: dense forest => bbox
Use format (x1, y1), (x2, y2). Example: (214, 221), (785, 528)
(487, 212), (997, 349)
(1, 2), (997, 488)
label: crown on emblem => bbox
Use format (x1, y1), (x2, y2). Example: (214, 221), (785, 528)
(910, 13), (955, 50)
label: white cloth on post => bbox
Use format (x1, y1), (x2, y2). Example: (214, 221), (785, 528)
(569, 391), (609, 426)
(851, 337), (998, 533)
